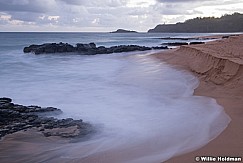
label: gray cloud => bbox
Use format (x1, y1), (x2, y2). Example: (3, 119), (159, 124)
(10, 12), (41, 22)
(0, 0), (242, 32)
(58, 0), (127, 7)
(156, 0), (212, 3)
(152, 3), (202, 15)
(58, 0), (87, 6)
(0, 0), (55, 13)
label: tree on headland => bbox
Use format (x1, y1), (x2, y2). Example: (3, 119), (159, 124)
(148, 12), (243, 33)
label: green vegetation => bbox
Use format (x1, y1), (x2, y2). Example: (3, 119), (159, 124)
(148, 13), (243, 33)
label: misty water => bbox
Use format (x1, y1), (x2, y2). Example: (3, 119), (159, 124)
(0, 32), (230, 162)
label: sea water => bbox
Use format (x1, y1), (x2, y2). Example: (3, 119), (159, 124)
(0, 32), (230, 162)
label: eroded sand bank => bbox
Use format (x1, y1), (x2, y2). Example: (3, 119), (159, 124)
(154, 34), (243, 162)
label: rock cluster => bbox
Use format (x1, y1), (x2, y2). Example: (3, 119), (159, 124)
(23, 42), (168, 55)
(0, 97), (92, 138)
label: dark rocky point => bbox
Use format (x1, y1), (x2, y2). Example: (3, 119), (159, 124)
(0, 97), (93, 139)
(23, 42), (168, 55)
(148, 12), (243, 33)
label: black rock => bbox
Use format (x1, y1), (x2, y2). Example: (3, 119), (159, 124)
(222, 34), (239, 39)
(189, 42), (205, 45)
(23, 42), (166, 55)
(89, 42), (96, 48)
(0, 97), (12, 103)
(0, 97), (93, 139)
(45, 43), (58, 53)
(158, 37), (193, 40)
(96, 46), (108, 54)
(162, 42), (188, 46)
(23, 45), (40, 53)
(152, 46), (168, 50)
(66, 44), (76, 52)
(76, 43), (97, 55)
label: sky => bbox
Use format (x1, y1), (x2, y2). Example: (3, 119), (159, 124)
(0, 0), (243, 32)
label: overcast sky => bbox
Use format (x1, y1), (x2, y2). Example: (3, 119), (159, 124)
(0, 0), (242, 32)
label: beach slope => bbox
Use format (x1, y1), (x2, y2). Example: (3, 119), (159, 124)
(154, 35), (243, 162)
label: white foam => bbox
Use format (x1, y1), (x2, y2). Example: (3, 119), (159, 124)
(0, 51), (230, 162)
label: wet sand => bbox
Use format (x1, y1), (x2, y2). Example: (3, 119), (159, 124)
(153, 34), (243, 162)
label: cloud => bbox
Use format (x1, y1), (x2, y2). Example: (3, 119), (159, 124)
(10, 12), (41, 22)
(156, 0), (212, 3)
(58, 0), (127, 7)
(0, 0), (242, 32)
(0, 0), (55, 13)
(59, 0), (88, 6)
(151, 2), (202, 16)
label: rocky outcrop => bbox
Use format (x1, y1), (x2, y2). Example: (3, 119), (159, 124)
(0, 97), (93, 138)
(23, 42), (168, 55)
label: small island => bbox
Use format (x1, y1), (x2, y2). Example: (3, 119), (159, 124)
(110, 29), (138, 33)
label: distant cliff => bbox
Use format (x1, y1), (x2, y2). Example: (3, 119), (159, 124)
(148, 13), (243, 33)
(111, 29), (138, 33)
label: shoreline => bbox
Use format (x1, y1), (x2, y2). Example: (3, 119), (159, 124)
(0, 34), (242, 163)
(153, 34), (243, 162)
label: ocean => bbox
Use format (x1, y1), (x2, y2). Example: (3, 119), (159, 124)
(0, 32), (230, 162)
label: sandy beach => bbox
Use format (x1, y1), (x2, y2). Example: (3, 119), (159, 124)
(153, 34), (243, 162)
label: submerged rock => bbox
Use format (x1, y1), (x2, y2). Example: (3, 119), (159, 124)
(189, 42), (205, 45)
(23, 42), (168, 55)
(162, 41), (206, 46)
(0, 97), (93, 139)
(162, 42), (189, 46)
